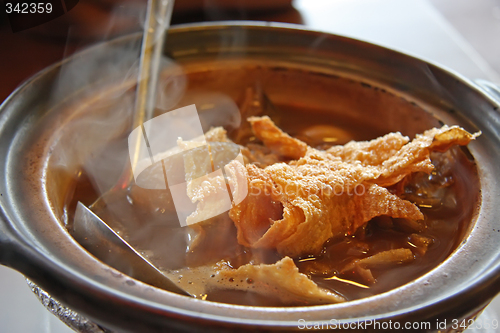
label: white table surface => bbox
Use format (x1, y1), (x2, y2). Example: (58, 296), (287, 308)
(1, 0), (499, 332)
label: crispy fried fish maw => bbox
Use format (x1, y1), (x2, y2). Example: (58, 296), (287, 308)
(215, 257), (345, 304)
(244, 171), (423, 257)
(229, 164), (283, 247)
(230, 119), (478, 257)
(166, 257), (345, 304)
(231, 160), (423, 256)
(341, 248), (414, 273)
(327, 132), (410, 166)
(327, 126), (479, 187)
(248, 116), (307, 159)
(340, 248), (414, 284)
(240, 143), (281, 168)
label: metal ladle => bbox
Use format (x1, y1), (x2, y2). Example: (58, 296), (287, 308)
(73, 202), (191, 295)
(71, 0), (195, 296)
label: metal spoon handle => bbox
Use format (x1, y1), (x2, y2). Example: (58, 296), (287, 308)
(135, 0), (174, 127)
(129, 0), (175, 181)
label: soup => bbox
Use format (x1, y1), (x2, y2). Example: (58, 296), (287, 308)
(64, 95), (479, 306)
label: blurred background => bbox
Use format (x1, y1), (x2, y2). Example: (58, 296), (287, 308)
(1, 0), (500, 102)
(1, 0), (499, 332)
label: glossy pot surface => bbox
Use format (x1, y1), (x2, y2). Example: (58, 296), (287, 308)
(1, 23), (500, 332)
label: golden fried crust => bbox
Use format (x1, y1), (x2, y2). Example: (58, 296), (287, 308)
(341, 248), (415, 273)
(215, 257), (346, 304)
(252, 167), (423, 257)
(229, 164), (284, 247)
(327, 126), (478, 187)
(370, 125), (479, 187)
(204, 126), (229, 143)
(231, 159), (423, 257)
(230, 119), (478, 257)
(327, 132), (410, 166)
(240, 143), (280, 168)
(340, 248), (415, 284)
(430, 126), (479, 151)
(248, 116), (308, 159)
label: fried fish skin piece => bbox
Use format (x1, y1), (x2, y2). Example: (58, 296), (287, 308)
(327, 126), (479, 187)
(166, 256), (345, 304)
(229, 164), (284, 247)
(240, 143), (281, 168)
(326, 132), (410, 166)
(230, 117), (478, 257)
(214, 256), (346, 304)
(248, 116), (308, 159)
(340, 248), (415, 284)
(341, 248), (415, 273)
(237, 170), (423, 257)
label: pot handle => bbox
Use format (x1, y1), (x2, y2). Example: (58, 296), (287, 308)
(0, 209), (53, 286)
(0, 209), (18, 265)
(475, 79), (500, 105)
(0, 208), (32, 272)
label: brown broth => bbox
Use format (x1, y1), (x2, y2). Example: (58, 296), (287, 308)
(63, 103), (480, 306)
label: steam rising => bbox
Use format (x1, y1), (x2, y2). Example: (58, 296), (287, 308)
(42, 7), (481, 304)
(45, 4), (251, 273)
